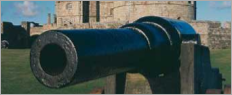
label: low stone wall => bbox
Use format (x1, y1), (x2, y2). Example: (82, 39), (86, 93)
(57, 21), (126, 29)
(223, 22), (231, 29)
(30, 21), (126, 35)
(190, 21), (231, 49)
(29, 20), (231, 49)
(30, 27), (43, 36)
(189, 21), (212, 46)
(208, 28), (231, 49)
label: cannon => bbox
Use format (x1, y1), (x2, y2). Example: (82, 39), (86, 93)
(30, 16), (226, 94)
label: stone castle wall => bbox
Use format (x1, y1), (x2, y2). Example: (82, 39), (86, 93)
(30, 21), (127, 34)
(99, 1), (114, 22)
(2, 1), (230, 49)
(30, 26), (43, 36)
(223, 22), (231, 29)
(112, 1), (196, 22)
(56, 1), (82, 27)
(54, 1), (196, 24)
(29, 19), (231, 49)
(208, 24), (231, 49)
(190, 21), (231, 49)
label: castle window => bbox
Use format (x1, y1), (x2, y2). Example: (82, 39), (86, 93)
(188, 1), (192, 4)
(66, 3), (72, 10)
(82, 1), (90, 23)
(96, 1), (100, 22)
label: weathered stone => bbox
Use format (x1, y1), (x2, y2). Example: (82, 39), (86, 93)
(190, 21), (231, 49)
(1, 1), (231, 49)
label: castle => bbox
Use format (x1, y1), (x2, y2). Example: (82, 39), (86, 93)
(1, 1), (231, 49)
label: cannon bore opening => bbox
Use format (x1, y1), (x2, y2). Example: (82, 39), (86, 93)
(40, 44), (67, 76)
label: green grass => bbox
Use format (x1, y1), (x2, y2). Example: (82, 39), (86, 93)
(210, 49), (231, 85)
(1, 49), (231, 94)
(1, 49), (105, 94)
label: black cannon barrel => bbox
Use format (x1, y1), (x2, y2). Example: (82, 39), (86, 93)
(135, 16), (200, 44)
(30, 16), (197, 88)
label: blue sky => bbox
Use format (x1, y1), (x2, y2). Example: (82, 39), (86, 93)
(1, 1), (231, 25)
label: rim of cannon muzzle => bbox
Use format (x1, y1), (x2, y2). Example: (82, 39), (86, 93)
(30, 31), (78, 88)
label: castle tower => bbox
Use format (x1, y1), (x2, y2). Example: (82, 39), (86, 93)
(47, 13), (51, 24)
(55, 1), (100, 26)
(55, 1), (82, 26)
(112, 1), (197, 22)
(53, 14), (57, 24)
(82, 1), (100, 23)
(89, 1), (99, 23)
(98, 1), (114, 22)
(55, 1), (196, 25)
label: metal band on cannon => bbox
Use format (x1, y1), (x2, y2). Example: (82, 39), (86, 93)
(30, 16), (198, 88)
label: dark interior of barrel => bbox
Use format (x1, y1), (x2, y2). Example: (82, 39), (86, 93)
(40, 43), (67, 76)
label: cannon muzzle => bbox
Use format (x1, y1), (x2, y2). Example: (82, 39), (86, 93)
(30, 16), (199, 88)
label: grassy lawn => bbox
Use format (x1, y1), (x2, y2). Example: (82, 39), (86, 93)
(210, 49), (231, 85)
(1, 49), (231, 94)
(1, 49), (105, 94)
